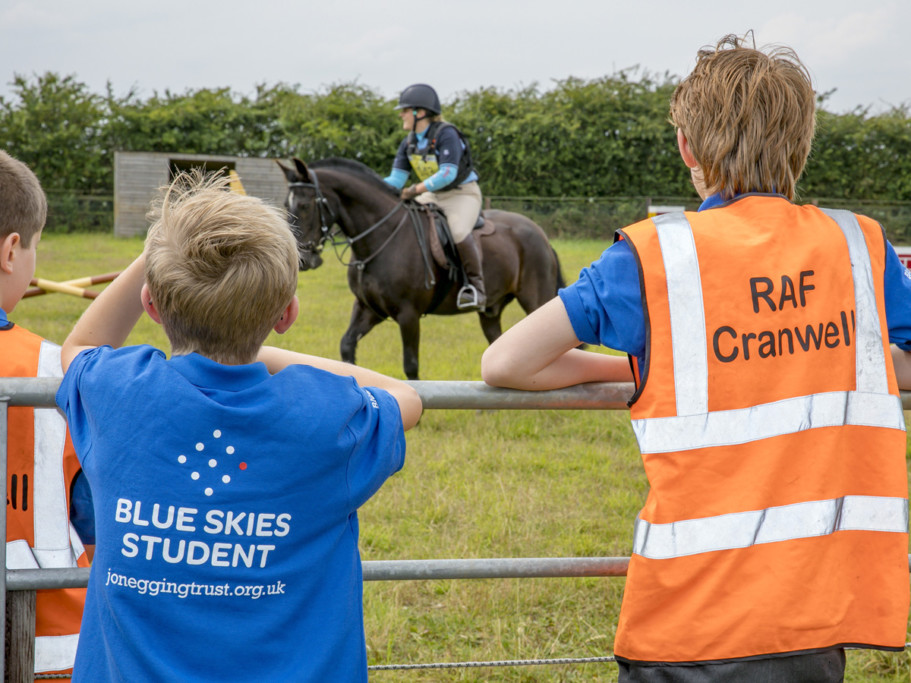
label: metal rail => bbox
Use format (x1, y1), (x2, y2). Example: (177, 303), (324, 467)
(407, 379), (636, 410)
(3, 377), (911, 410)
(9, 557), (631, 592)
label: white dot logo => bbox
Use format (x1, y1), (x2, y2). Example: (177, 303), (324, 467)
(175, 428), (244, 497)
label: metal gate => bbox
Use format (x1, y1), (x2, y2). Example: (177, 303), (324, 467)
(0, 378), (638, 679)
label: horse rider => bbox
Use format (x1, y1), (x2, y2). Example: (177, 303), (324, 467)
(383, 83), (486, 311)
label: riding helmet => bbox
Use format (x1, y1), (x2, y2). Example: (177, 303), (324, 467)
(396, 84), (441, 115)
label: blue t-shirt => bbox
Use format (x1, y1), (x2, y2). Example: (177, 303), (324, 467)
(560, 196), (911, 364)
(56, 346), (406, 682)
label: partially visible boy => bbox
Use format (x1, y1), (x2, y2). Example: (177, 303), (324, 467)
(56, 171), (421, 682)
(483, 35), (911, 682)
(0, 150), (91, 680)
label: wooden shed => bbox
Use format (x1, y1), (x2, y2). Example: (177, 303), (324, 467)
(114, 152), (289, 237)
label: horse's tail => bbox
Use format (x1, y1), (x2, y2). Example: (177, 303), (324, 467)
(552, 246), (567, 293)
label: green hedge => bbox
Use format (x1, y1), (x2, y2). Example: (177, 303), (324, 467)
(491, 196), (911, 245)
(46, 191), (911, 247)
(2, 71), (910, 230)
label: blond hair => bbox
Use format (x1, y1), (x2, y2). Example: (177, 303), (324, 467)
(145, 170), (299, 364)
(0, 150), (47, 246)
(669, 33), (816, 200)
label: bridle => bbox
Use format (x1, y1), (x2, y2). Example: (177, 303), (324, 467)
(287, 172), (337, 255)
(287, 170), (427, 274)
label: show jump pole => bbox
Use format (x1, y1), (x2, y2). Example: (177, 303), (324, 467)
(24, 271), (122, 300)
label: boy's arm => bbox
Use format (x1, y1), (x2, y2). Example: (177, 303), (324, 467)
(481, 297), (633, 390)
(891, 345), (911, 391)
(60, 254), (146, 372)
(256, 346), (423, 431)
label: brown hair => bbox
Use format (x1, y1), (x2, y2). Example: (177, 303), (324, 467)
(669, 33), (816, 200)
(144, 170), (298, 364)
(0, 151), (47, 246)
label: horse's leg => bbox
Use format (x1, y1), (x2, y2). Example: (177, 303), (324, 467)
(395, 312), (421, 380)
(341, 299), (384, 366)
(478, 311), (503, 345)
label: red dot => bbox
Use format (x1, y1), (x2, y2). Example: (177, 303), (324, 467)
(239, 462), (247, 470)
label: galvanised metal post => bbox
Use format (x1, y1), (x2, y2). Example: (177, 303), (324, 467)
(1, 397), (8, 677)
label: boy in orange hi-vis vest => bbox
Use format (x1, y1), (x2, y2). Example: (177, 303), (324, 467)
(0, 150), (94, 681)
(483, 33), (911, 682)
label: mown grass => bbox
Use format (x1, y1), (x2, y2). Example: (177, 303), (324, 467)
(17, 233), (911, 681)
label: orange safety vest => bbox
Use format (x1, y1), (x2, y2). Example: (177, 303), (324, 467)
(2, 321), (87, 678)
(615, 195), (909, 664)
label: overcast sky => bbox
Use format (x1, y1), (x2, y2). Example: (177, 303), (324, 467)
(2, 0), (909, 116)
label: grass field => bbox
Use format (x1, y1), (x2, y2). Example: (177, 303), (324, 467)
(16, 233), (911, 681)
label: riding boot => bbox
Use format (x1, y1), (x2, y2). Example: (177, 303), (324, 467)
(455, 233), (487, 310)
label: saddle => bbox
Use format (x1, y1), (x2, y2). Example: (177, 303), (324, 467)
(424, 204), (493, 271)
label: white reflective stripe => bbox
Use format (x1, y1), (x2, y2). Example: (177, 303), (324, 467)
(69, 521), (86, 561)
(654, 213), (708, 416)
(32, 547), (79, 568)
(33, 340), (74, 567)
(36, 339), (63, 380)
(35, 633), (78, 673)
(633, 495), (909, 560)
(632, 389), (904, 454)
(819, 208), (889, 394)
(6, 539), (39, 569)
(9, 539), (79, 570)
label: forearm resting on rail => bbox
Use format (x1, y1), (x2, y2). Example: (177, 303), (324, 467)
(257, 346), (423, 430)
(481, 297), (633, 390)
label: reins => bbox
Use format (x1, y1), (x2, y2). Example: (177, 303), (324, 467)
(289, 172), (437, 287)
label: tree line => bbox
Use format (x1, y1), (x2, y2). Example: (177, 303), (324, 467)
(1, 70), (910, 233)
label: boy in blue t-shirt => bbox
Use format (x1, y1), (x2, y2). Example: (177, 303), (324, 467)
(56, 171), (422, 682)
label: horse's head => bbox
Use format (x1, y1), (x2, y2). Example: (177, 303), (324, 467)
(276, 158), (333, 271)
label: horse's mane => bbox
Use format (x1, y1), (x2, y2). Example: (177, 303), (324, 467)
(310, 157), (401, 199)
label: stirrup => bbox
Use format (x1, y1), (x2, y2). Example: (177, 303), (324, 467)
(457, 284), (482, 310)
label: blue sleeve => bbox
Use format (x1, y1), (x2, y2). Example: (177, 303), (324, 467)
(558, 239), (645, 359)
(344, 383), (406, 509)
(57, 345), (165, 473)
(423, 164), (458, 191)
(69, 470), (96, 545)
(884, 241), (911, 349)
(384, 167), (409, 190)
(56, 346), (105, 469)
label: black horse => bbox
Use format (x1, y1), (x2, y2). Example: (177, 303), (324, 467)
(278, 157), (565, 380)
